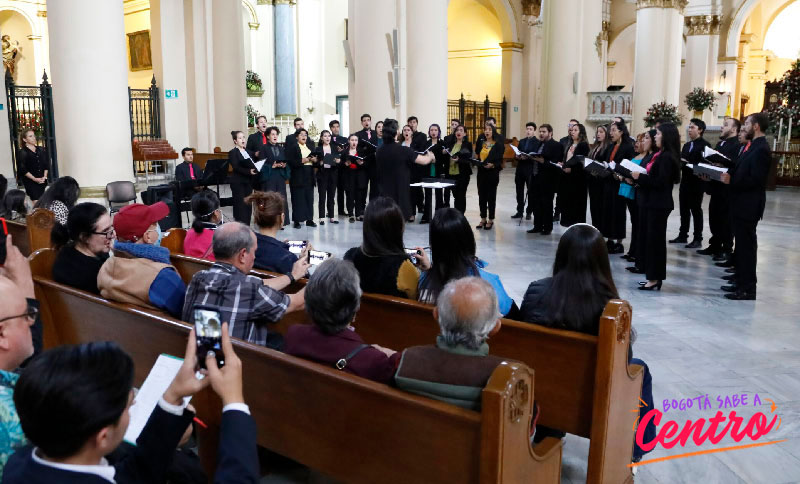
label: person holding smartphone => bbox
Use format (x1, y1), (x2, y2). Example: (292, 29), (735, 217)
(245, 191), (312, 276)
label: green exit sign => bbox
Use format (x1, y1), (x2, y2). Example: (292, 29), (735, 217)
(165, 90), (178, 99)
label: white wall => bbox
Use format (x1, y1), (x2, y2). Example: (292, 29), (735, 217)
(607, 23), (635, 90)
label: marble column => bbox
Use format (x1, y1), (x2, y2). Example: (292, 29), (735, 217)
(150, 0), (190, 150)
(500, 42), (524, 139)
(632, 0), (687, 133)
(405, 0), (447, 129)
(211, 0), (246, 147)
(252, 1), (275, 118)
(683, 14), (721, 124)
(47, 0), (134, 191)
(522, 12), (545, 131)
(347, 0), (398, 130)
(274, 0), (297, 116)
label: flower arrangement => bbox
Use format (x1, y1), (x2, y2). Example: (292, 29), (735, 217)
(767, 59), (800, 130)
(18, 111), (44, 138)
(245, 104), (259, 127)
(644, 101), (682, 127)
(685, 87), (717, 113)
(246, 70), (263, 92)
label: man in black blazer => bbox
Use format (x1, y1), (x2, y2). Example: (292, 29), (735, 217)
(527, 124), (562, 235)
(5, 326), (258, 484)
(331, 120), (350, 215)
(719, 112), (771, 300)
(175, 147), (204, 183)
(407, 116), (431, 216)
(285, 118), (316, 150)
(246, 115), (270, 161)
(355, 114), (378, 201)
(443, 118), (460, 146)
(512, 122), (540, 220)
(672, 118), (711, 248)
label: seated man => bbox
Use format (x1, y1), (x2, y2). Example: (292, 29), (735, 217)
(394, 277), (507, 410)
(175, 148), (204, 185)
(5, 325), (258, 483)
(183, 222), (307, 349)
(97, 202), (186, 318)
(0, 238), (37, 478)
(284, 259), (399, 383)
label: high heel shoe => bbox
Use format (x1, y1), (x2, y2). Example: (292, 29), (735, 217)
(476, 220), (487, 229)
(484, 220), (494, 230)
(626, 266), (645, 274)
(638, 281), (662, 291)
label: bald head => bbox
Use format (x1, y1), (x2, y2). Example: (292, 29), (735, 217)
(212, 222), (256, 272)
(435, 277), (500, 350)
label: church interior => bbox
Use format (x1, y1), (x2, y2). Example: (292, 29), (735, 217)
(0, 0), (799, 483)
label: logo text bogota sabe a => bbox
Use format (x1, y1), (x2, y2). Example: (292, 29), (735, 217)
(631, 392), (785, 468)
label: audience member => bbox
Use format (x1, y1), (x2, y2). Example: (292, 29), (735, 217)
(182, 222), (307, 349)
(284, 258), (400, 383)
(184, 190), (222, 260)
(418, 208), (515, 317)
(34, 176), (80, 249)
(395, 277), (506, 410)
(52, 203), (113, 294)
(344, 197), (429, 299)
(519, 224), (655, 460)
(5, 327), (258, 483)
(0, 190), (28, 221)
(16, 130), (49, 204)
(97, 202), (186, 317)
(244, 191), (309, 275)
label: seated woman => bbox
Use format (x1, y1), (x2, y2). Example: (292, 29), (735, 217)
(244, 190), (307, 274)
(0, 189), (29, 221)
(52, 202), (114, 294)
(34, 176), (80, 248)
(184, 190), (222, 260)
(344, 196), (429, 299)
(519, 223), (655, 461)
(284, 258), (400, 383)
(418, 208), (515, 317)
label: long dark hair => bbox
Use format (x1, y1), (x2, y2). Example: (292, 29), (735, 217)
(1, 189), (26, 218)
(35, 176), (80, 210)
(65, 202), (108, 247)
(540, 224), (619, 334)
(591, 125), (610, 158)
(190, 190), (220, 233)
(361, 197), (405, 257)
(420, 208), (478, 302)
(656, 123), (682, 184)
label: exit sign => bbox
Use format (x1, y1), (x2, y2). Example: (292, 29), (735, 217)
(165, 89), (178, 99)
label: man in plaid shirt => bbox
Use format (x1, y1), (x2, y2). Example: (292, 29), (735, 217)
(183, 222), (308, 348)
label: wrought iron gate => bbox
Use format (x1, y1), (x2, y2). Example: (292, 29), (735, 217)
(129, 75), (161, 141)
(5, 70), (59, 179)
(447, 94), (508, 142)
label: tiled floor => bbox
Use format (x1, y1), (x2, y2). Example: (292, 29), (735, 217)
(228, 170), (800, 483)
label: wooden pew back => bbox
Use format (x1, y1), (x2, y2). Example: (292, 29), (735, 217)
(6, 208), (55, 256)
(31, 263), (562, 483)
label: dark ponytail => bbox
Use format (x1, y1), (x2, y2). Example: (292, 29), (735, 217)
(190, 190), (220, 233)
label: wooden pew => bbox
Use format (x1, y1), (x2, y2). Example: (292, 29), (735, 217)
(29, 249), (563, 483)
(6, 208), (56, 256)
(164, 235), (642, 483)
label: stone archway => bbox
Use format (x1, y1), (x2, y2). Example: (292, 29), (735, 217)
(0, 6), (39, 84)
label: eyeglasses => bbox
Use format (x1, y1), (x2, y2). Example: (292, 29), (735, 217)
(0, 302), (39, 324)
(92, 227), (116, 239)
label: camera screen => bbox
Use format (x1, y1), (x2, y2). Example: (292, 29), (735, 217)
(287, 240), (307, 255)
(194, 309), (222, 349)
(308, 250), (331, 265)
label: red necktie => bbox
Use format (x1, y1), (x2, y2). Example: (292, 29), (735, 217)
(262, 132), (267, 144)
(367, 131), (371, 139)
(743, 141), (751, 153)
(189, 163), (195, 180)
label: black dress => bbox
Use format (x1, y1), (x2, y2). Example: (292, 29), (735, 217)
(376, 140), (419, 219)
(228, 148), (258, 224)
(587, 144), (610, 231)
(559, 141), (590, 227)
(17, 146), (49, 200)
(602, 140), (635, 240)
(636, 151), (677, 281)
(287, 143), (316, 223)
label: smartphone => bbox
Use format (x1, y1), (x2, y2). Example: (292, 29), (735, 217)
(405, 248), (422, 265)
(0, 218), (8, 266)
(192, 306), (225, 370)
(308, 250), (332, 265)
(287, 240), (307, 255)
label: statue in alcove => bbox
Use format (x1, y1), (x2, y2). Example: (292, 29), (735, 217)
(2, 34), (21, 79)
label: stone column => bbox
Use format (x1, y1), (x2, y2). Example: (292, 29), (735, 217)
(347, 0), (399, 130)
(211, 0), (246, 147)
(632, 0), (687, 133)
(500, 42), (524, 139)
(405, 0), (447, 129)
(47, 0), (134, 192)
(683, 14), (721, 124)
(522, 9), (545, 130)
(274, 0), (297, 116)
(150, 0), (190, 150)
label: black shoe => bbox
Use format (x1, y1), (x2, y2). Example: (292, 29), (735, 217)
(670, 235), (688, 244)
(721, 285), (738, 293)
(716, 260), (734, 268)
(349, 217), (355, 223)
(527, 226), (542, 234)
(306, 221), (317, 227)
(626, 266), (645, 274)
(721, 274), (737, 281)
(331, 219), (339, 225)
(608, 243), (624, 255)
(713, 252), (731, 262)
(356, 216), (364, 222)
(621, 253), (635, 261)
(725, 291), (756, 300)
(685, 239), (702, 249)
(525, 213), (532, 220)
(511, 213), (523, 219)
(293, 222), (301, 229)
(638, 281), (648, 286)
(725, 268), (736, 274)
(319, 220), (325, 226)
(419, 218), (430, 224)
(697, 246), (717, 255)
(639, 281), (662, 291)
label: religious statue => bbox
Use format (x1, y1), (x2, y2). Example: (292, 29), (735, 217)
(2, 34), (21, 78)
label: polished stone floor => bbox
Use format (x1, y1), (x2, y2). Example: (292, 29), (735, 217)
(226, 170), (800, 484)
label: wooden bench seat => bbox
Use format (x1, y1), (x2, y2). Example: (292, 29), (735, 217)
(6, 208), (56, 256)
(160, 229), (642, 483)
(29, 248), (562, 483)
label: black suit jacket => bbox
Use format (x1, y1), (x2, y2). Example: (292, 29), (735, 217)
(636, 151), (678, 210)
(729, 136), (770, 221)
(228, 148), (258, 185)
(474, 137), (505, 172)
(246, 131), (270, 160)
(3, 406), (193, 484)
(285, 132), (315, 151)
(680, 136), (710, 190)
(213, 410), (259, 483)
(175, 161), (204, 183)
(287, 143), (316, 187)
(707, 136), (740, 196)
(535, 139), (563, 181)
(516, 137), (541, 177)
(410, 131), (429, 153)
(444, 138), (473, 176)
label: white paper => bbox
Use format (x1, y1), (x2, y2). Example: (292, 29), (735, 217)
(703, 145), (730, 161)
(124, 354), (190, 445)
(253, 160), (266, 171)
(621, 159), (648, 174)
(583, 158), (607, 169)
(410, 182), (455, 188)
(608, 161), (617, 170)
(697, 163), (728, 173)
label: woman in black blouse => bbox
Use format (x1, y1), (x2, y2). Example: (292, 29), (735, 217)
(587, 125), (611, 231)
(287, 129), (317, 228)
(314, 130), (340, 225)
(559, 123), (590, 227)
(474, 124), (504, 230)
(17, 129), (50, 203)
(52, 202), (114, 294)
(630, 123), (681, 290)
(228, 130), (258, 224)
(443, 125), (473, 215)
(603, 121), (635, 253)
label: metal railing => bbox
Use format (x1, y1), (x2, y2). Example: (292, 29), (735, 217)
(129, 76), (161, 141)
(447, 94), (507, 142)
(5, 70), (59, 179)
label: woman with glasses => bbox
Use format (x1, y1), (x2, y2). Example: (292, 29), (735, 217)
(52, 202), (115, 294)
